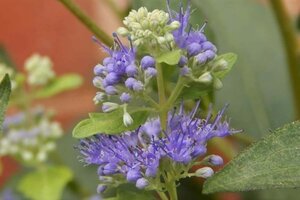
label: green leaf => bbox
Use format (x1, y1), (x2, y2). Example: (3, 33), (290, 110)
(34, 74), (83, 99)
(0, 74), (11, 130)
(203, 121), (300, 194)
(156, 50), (181, 65)
(18, 166), (73, 200)
(213, 53), (237, 79)
(73, 108), (150, 138)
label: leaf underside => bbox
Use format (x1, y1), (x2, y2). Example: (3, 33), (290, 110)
(203, 121), (300, 194)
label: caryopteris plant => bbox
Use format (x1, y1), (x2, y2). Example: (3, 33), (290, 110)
(73, 1), (240, 199)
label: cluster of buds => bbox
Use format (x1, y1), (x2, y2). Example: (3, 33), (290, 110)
(117, 7), (180, 48)
(0, 108), (62, 164)
(24, 54), (55, 86)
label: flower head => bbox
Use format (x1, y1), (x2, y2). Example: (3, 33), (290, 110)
(117, 7), (180, 48)
(77, 103), (239, 191)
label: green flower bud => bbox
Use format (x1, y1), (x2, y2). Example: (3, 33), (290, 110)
(198, 72), (213, 84)
(119, 7), (180, 49)
(123, 112), (133, 127)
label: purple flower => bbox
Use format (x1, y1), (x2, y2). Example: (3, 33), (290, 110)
(167, 1), (217, 63)
(77, 103), (239, 190)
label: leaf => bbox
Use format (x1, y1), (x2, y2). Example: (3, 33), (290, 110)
(156, 50), (181, 65)
(73, 108), (150, 138)
(0, 74), (11, 130)
(34, 74), (83, 99)
(18, 166), (73, 200)
(203, 121), (300, 194)
(213, 53), (237, 79)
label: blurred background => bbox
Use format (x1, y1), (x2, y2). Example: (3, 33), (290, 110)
(0, 0), (299, 199)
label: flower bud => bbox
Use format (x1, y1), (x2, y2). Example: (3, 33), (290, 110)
(103, 57), (114, 66)
(97, 184), (107, 194)
(93, 76), (103, 88)
(120, 93), (131, 103)
(116, 27), (129, 36)
(195, 53), (208, 64)
(168, 21), (181, 30)
(187, 43), (202, 57)
(103, 163), (118, 175)
(208, 155), (224, 166)
(205, 50), (216, 60)
(214, 78), (223, 89)
(125, 77), (137, 89)
(132, 81), (144, 91)
(180, 66), (191, 76)
(93, 64), (106, 76)
(102, 102), (119, 113)
(127, 169), (142, 182)
(212, 59), (228, 72)
(178, 56), (188, 67)
(105, 72), (119, 85)
(136, 178), (149, 189)
(145, 167), (157, 177)
(93, 92), (105, 104)
(126, 64), (138, 77)
(195, 167), (214, 178)
(198, 72), (213, 84)
(123, 112), (133, 127)
(145, 68), (157, 77)
(104, 86), (118, 95)
(141, 56), (155, 69)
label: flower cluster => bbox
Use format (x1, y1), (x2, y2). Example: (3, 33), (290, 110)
(0, 107), (63, 164)
(117, 7), (180, 48)
(92, 35), (158, 118)
(78, 103), (239, 192)
(24, 54), (55, 86)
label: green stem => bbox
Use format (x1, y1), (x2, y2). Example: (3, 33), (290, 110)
(156, 63), (168, 130)
(270, 0), (300, 118)
(157, 191), (169, 200)
(58, 0), (113, 46)
(168, 181), (178, 200)
(104, 0), (126, 20)
(165, 76), (186, 109)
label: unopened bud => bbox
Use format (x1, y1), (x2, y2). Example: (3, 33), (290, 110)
(195, 167), (214, 178)
(102, 102), (119, 113)
(123, 112), (133, 127)
(116, 27), (129, 36)
(198, 72), (213, 84)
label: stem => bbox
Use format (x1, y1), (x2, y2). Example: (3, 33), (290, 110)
(157, 191), (169, 200)
(58, 0), (113, 46)
(270, 0), (300, 118)
(104, 0), (125, 19)
(156, 63), (168, 130)
(165, 76), (186, 109)
(168, 181), (178, 200)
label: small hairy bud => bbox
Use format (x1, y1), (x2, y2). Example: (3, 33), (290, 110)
(195, 167), (214, 178)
